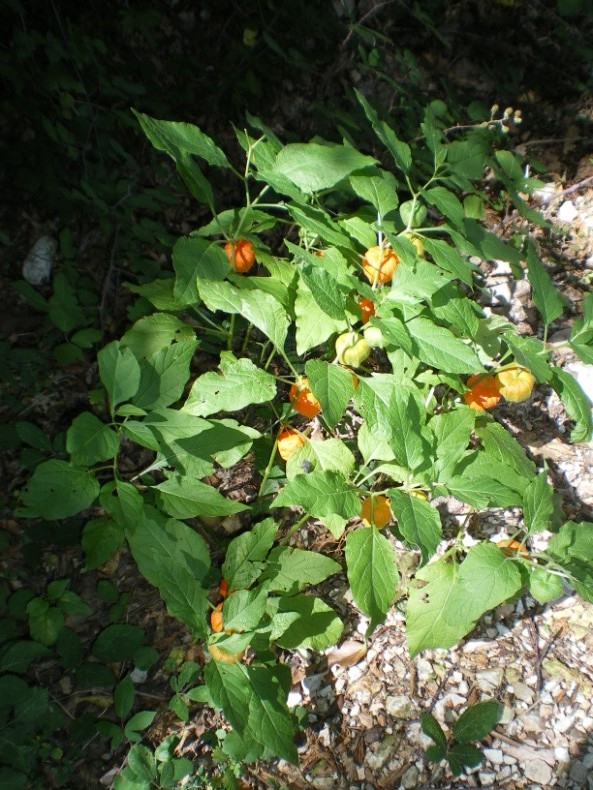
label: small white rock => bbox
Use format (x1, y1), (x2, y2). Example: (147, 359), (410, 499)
(524, 758), (553, 785)
(287, 690), (302, 708)
(130, 667), (148, 684)
(557, 200), (578, 223)
(483, 747), (504, 765)
(401, 765), (419, 789)
(22, 235), (56, 285)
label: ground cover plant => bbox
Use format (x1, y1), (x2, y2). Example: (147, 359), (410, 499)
(10, 84), (593, 786)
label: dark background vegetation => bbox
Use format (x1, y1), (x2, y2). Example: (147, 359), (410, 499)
(1, 0), (593, 787)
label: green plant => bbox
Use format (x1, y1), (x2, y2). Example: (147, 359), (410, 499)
(422, 700), (503, 776)
(15, 92), (593, 769)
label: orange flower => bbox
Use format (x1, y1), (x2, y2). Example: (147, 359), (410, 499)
(464, 374), (501, 411)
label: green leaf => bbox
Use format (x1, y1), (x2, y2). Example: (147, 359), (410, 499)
(17, 460), (99, 519)
(453, 700), (502, 742)
(300, 264), (347, 320)
(15, 421), (52, 450)
(173, 236), (228, 305)
(423, 186), (464, 228)
(456, 219), (522, 265)
(262, 546), (342, 594)
(222, 518), (277, 590)
(475, 421), (536, 479)
(273, 141), (376, 193)
(0, 640), (49, 674)
(345, 527), (398, 631)
(286, 202), (352, 249)
(550, 367), (592, 442)
(431, 285), (480, 339)
(430, 408), (475, 481)
(92, 624), (144, 662)
(132, 339), (198, 411)
(525, 241), (564, 326)
(528, 566), (564, 604)
(421, 237), (475, 286)
(503, 332), (552, 382)
(126, 508), (210, 635)
(115, 674), (135, 718)
(286, 437), (356, 480)
(446, 451), (529, 508)
(421, 712), (447, 758)
(183, 354), (276, 417)
(271, 595), (343, 650)
(547, 520), (593, 602)
(389, 490), (442, 563)
(569, 292), (593, 362)
(448, 742), (484, 776)
(196, 278), (289, 350)
(406, 542), (523, 656)
(355, 89), (412, 173)
(153, 475), (247, 519)
(523, 472), (555, 534)
(407, 315), (482, 373)
(305, 360), (355, 429)
(27, 600), (63, 646)
(222, 589), (268, 632)
(124, 711), (157, 742)
(97, 340), (141, 412)
(100, 480), (145, 531)
(48, 272), (85, 332)
(121, 313), (196, 359)
(350, 169), (399, 216)
(447, 136), (489, 179)
(294, 277), (347, 354)
(66, 412), (120, 465)
(273, 470), (360, 521)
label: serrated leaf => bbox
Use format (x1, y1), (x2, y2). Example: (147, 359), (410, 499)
(153, 475), (247, 519)
(66, 411), (120, 465)
(286, 437), (356, 479)
(97, 340), (141, 412)
(82, 517), (125, 570)
(345, 527), (398, 631)
(121, 313), (196, 359)
(0, 640), (49, 674)
(355, 89), (412, 173)
(526, 241), (564, 326)
(183, 355), (276, 417)
(223, 589), (268, 632)
(305, 359), (355, 428)
(407, 315), (482, 373)
(475, 421), (536, 479)
(550, 367), (593, 442)
(389, 490), (442, 563)
(406, 542), (523, 656)
(447, 136), (489, 179)
(421, 236), (475, 286)
(431, 408), (475, 481)
(300, 264), (347, 320)
(271, 595), (343, 650)
(132, 339), (198, 411)
(262, 546), (341, 594)
(350, 169), (399, 216)
(173, 236), (228, 304)
(273, 141), (376, 193)
(523, 472), (555, 534)
(222, 518), (277, 591)
(547, 520), (593, 602)
(423, 186), (465, 228)
(17, 460), (99, 519)
(453, 700), (502, 742)
(273, 469), (360, 521)
(100, 480), (145, 531)
(92, 624), (144, 662)
(287, 202), (352, 249)
(294, 278), (347, 354)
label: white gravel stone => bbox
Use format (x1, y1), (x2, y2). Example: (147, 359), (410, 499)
(555, 745), (570, 763)
(385, 695), (413, 717)
(301, 674), (324, 695)
(401, 765), (419, 789)
(287, 690), (302, 707)
(483, 747), (504, 765)
(475, 668), (503, 692)
(557, 200), (578, 222)
(478, 770), (497, 785)
(524, 758), (553, 785)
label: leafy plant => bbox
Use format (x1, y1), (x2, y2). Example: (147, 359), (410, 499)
(15, 90), (593, 767)
(422, 700), (503, 776)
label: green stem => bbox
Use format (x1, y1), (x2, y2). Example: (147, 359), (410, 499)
(257, 434), (280, 500)
(227, 314), (236, 351)
(278, 513), (311, 545)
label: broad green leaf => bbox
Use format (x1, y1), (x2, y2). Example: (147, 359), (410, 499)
(273, 470), (360, 521)
(132, 339), (198, 411)
(305, 359), (355, 428)
(350, 169), (399, 216)
(406, 542), (523, 656)
(389, 490), (442, 563)
(124, 711), (157, 742)
(273, 141), (376, 193)
(15, 421), (52, 450)
(446, 452), (528, 508)
(183, 354), (276, 417)
(92, 624), (144, 663)
(17, 460), (99, 519)
(126, 508), (210, 635)
(223, 589), (268, 632)
(421, 712), (447, 759)
(550, 367), (592, 442)
(430, 408), (475, 481)
(173, 236), (228, 305)
(529, 566), (564, 604)
(82, 517), (125, 570)
(475, 421), (536, 480)
(213, 418), (260, 468)
(196, 278), (288, 350)
(0, 641), (49, 674)
(569, 292), (593, 362)
(262, 546), (342, 594)
(387, 258), (453, 304)
(27, 599), (63, 646)
(204, 661), (251, 739)
(447, 136), (489, 179)
(494, 149), (525, 185)
(287, 202), (352, 249)
(423, 186), (465, 228)
(523, 472), (555, 534)
(222, 518), (277, 590)
(48, 273), (85, 332)
(98, 340), (141, 412)
(294, 278), (347, 354)
(271, 595), (343, 650)
(431, 286), (480, 339)
(525, 242), (564, 326)
(345, 527), (398, 631)
(114, 675), (135, 719)
(286, 437), (356, 479)
(376, 315), (415, 355)
(125, 277), (181, 312)
(504, 333), (552, 381)
(66, 411), (120, 465)
(285, 240), (353, 287)
(100, 480), (145, 531)
(448, 743), (484, 776)
(355, 89), (412, 173)
(386, 389), (430, 472)
(121, 313), (196, 359)
(153, 475), (247, 519)
(453, 700), (502, 743)
(421, 236), (475, 286)
(407, 315), (482, 373)
(455, 219), (522, 265)
(300, 264), (347, 320)
(547, 520), (593, 602)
